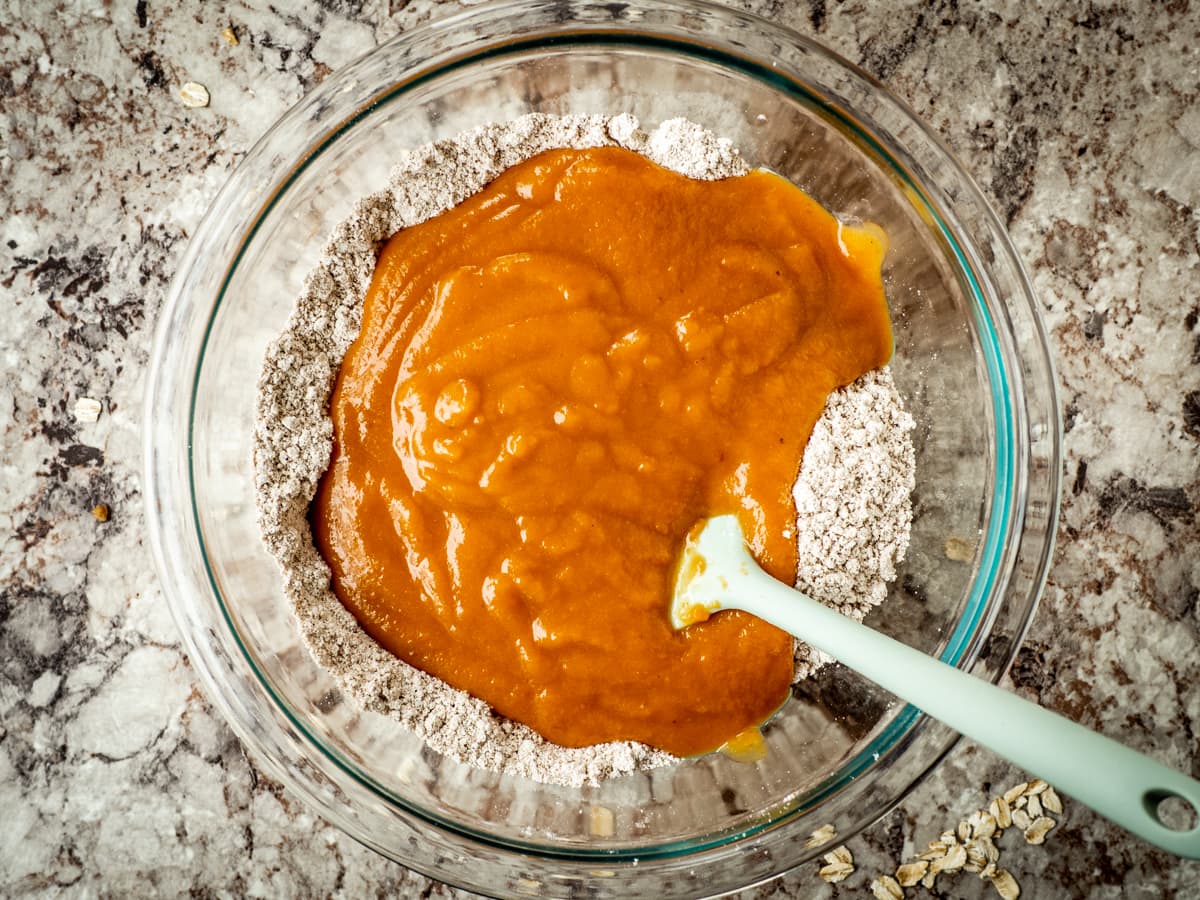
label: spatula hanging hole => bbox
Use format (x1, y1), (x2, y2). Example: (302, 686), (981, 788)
(1145, 790), (1199, 832)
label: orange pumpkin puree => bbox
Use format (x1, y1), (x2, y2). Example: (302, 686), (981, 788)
(312, 146), (891, 757)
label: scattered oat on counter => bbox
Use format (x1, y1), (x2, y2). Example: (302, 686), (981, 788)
(805, 822), (839, 848)
(818, 845), (855, 883)
(73, 396), (102, 423)
(818, 779), (1066, 895)
(91, 504), (109, 522)
(1041, 786), (1064, 815)
(588, 805), (615, 837)
(852, 778), (1067, 898)
(179, 82), (210, 108)
(989, 868), (1022, 900)
(221, 26), (238, 46)
(944, 536), (974, 562)
(895, 860), (928, 887)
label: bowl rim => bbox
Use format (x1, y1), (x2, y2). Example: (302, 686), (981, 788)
(144, 0), (1062, 891)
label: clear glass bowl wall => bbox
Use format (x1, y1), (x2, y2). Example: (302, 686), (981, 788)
(144, 1), (1061, 897)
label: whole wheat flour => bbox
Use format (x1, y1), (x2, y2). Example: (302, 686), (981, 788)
(791, 368), (915, 679)
(254, 113), (914, 786)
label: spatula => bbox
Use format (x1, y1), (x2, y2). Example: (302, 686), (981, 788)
(671, 514), (1200, 858)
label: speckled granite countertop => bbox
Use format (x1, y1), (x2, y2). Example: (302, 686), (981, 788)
(2, 1), (1198, 897)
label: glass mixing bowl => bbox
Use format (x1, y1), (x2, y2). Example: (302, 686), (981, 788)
(143, 1), (1061, 896)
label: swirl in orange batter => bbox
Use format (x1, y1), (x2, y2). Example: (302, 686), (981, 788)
(312, 147), (891, 756)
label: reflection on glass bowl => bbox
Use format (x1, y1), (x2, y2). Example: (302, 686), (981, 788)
(143, 1), (1061, 896)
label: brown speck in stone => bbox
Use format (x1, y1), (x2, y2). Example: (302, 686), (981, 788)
(807, 0), (827, 31)
(1082, 309), (1106, 341)
(136, 50), (168, 90)
(17, 516), (53, 549)
(1064, 399), (1079, 433)
(1008, 641), (1054, 695)
(1184, 391), (1200, 440)
(1097, 474), (1192, 526)
(981, 632), (1013, 671)
(1055, 675), (1111, 725)
(992, 124), (1040, 225)
(1137, 487), (1191, 523)
(60, 444), (103, 467)
(92, 504), (109, 522)
(1071, 459), (1087, 495)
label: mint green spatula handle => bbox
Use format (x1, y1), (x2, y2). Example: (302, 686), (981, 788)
(725, 548), (1200, 857)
